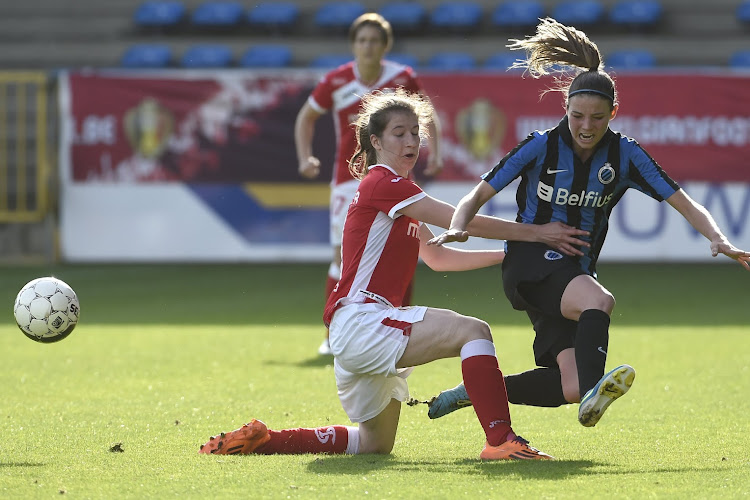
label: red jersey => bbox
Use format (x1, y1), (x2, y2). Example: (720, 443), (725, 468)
(308, 60), (423, 186)
(323, 165), (426, 325)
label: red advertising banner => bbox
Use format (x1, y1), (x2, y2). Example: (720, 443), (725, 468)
(420, 72), (750, 183)
(63, 71), (750, 183)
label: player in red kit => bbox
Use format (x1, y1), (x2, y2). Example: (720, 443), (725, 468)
(200, 89), (589, 460)
(295, 13), (442, 356)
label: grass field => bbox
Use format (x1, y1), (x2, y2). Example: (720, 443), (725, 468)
(1, 262), (748, 499)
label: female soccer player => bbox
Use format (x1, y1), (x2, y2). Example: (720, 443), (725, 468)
(295, 13), (442, 356)
(425, 18), (750, 426)
(199, 88), (590, 460)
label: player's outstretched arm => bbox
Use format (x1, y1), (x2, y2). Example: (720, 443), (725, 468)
(418, 224), (504, 271)
(667, 189), (750, 271)
(419, 182), (589, 256)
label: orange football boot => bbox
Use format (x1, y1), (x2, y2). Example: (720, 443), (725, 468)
(479, 436), (554, 460)
(199, 419), (271, 455)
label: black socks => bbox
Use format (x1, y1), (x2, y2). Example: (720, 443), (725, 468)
(505, 367), (568, 407)
(575, 308), (610, 398)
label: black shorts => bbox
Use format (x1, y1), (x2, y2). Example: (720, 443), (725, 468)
(502, 241), (587, 367)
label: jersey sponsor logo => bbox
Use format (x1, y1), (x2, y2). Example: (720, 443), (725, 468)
(546, 168), (568, 174)
(407, 221), (419, 238)
(544, 250), (564, 261)
(598, 163), (616, 184)
(537, 181), (614, 208)
(315, 427), (336, 445)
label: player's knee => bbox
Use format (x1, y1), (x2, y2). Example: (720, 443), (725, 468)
(596, 290), (615, 314)
(463, 317), (492, 343)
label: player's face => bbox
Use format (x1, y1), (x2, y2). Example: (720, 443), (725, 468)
(567, 95), (618, 158)
(373, 111), (420, 174)
(352, 25), (387, 66)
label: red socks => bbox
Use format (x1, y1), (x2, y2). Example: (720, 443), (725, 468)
(461, 341), (513, 446)
(256, 426), (352, 455)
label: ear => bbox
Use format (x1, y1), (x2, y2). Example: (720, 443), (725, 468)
(610, 103), (619, 120)
(370, 134), (382, 151)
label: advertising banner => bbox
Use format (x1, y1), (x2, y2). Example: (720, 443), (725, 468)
(59, 70), (750, 262)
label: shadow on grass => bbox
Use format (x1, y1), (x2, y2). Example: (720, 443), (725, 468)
(306, 454), (598, 477)
(306, 455), (729, 477)
(264, 355), (334, 369)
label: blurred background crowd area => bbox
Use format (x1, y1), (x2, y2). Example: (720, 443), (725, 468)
(0, 0), (748, 71)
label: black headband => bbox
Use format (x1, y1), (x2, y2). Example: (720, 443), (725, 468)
(568, 88), (614, 101)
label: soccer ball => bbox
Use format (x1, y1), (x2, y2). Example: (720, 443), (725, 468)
(13, 277), (80, 343)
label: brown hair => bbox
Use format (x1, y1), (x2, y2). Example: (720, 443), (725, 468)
(349, 13), (393, 53)
(507, 17), (617, 108)
(349, 88), (433, 180)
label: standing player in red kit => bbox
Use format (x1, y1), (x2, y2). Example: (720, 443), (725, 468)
(295, 13), (443, 356)
(199, 89), (590, 460)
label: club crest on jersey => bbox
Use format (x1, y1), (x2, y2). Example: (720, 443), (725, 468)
(544, 250), (564, 261)
(598, 163), (616, 184)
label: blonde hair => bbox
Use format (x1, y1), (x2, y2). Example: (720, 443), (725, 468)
(508, 17), (617, 108)
(349, 88), (434, 180)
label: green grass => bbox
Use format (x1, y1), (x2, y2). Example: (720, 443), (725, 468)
(1, 263), (749, 499)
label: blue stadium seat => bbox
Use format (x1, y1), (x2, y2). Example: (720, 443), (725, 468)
(121, 44), (173, 68)
(386, 52), (419, 68)
(191, 1), (243, 27)
(314, 2), (366, 30)
(484, 52), (524, 71)
(491, 1), (544, 28)
(606, 49), (656, 69)
(239, 45), (293, 68)
(609, 0), (662, 28)
(134, 1), (186, 27)
(430, 2), (482, 31)
(180, 44), (233, 67)
(378, 2), (427, 31)
(552, 0), (605, 25)
(247, 2), (299, 30)
(310, 53), (354, 69)
(426, 52), (477, 72)
(737, 1), (750, 23)
(729, 50), (750, 68)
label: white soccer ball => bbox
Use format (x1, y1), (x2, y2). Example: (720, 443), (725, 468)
(13, 277), (80, 343)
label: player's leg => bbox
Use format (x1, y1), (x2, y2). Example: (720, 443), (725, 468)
(357, 399), (401, 454)
(400, 308), (552, 459)
(426, 249), (581, 418)
(560, 275), (635, 426)
(556, 348), (580, 403)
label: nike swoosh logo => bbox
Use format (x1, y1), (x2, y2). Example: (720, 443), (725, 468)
(391, 178), (402, 183)
(546, 168), (567, 174)
(598, 346), (607, 355)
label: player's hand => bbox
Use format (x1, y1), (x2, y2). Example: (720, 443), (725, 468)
(427, 228), (469, 246)
(299, 156), (321, 179)
(536, 222), (590, 256)
(711, 241), (750, 271)
(422, 155), (444, 177)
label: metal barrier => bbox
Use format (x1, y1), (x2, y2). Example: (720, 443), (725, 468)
(0, 72), (50, 223)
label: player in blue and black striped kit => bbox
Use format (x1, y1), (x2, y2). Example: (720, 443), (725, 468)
(425, 18), (750, 429)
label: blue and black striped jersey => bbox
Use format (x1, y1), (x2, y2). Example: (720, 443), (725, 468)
(482, 116), (680, 275)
